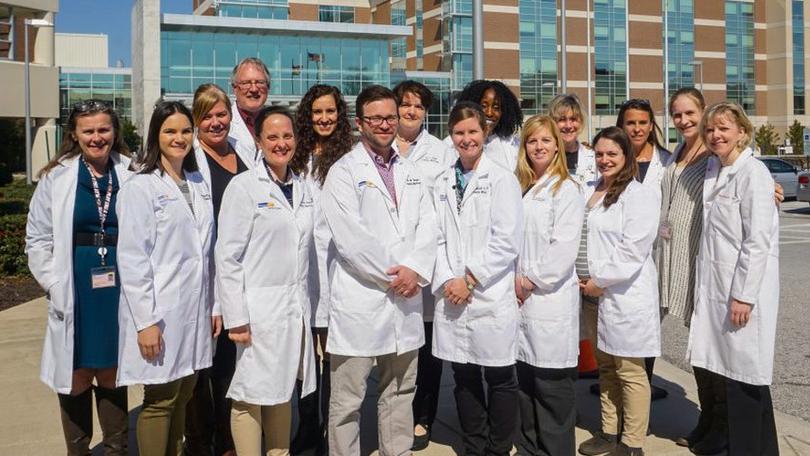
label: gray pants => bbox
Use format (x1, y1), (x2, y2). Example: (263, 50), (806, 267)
(329, 350), (418, 456)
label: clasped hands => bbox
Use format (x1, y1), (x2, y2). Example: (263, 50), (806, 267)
(444, 272), (477, 305)
(387, 265), (421, 298)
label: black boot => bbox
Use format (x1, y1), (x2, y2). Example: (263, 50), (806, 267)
(95, 386), (129, 456)
(58, 389), (93, 456)
(677, 367), (714, 447)
(291, 379), (321, 455)
(317, 360), (331, 456)
(691, 373), (728, 455)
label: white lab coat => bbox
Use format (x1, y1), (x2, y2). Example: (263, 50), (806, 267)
(216, 164), (317, 405)
(26, 153), (132, 394)
(517, 175), (585, 369)
(395, 129), (457, 321)
(321, 142), (438, 357)
(443, 133), (519, 173)
(569, 142), (598, 186)
(584, 180), (661, 358)
(687, 148), (779, 386)
(192, 135), (256, 189)
(432, 154), (524, 366)
(306, 171), (335, 328)
(115, 169), (216, 386)
(639, 145), (673, 201)
(228, 105), (260, 166)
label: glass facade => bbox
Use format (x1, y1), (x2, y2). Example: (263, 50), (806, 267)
(415, 0), (424, 68)
(216, 0), (288, 19)
(665, 0), (695, 95)
(594, 0), (627, 114)
(59, 70), (133, 124)
(391, 71), (452, 137)
(793, 0), (805, 115)
(725, 0), (755, 111)
(160, 29), (389, 98)
(391, 0), (407, 69)
(519, 0), (557, 116)
(442, 0), (472, 90)
(318, 5), (355, 23)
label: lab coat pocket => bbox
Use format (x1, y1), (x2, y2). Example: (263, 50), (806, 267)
(153, 262), (190, 316)
(245, 285), (295, 333)
(710, 194), (742, 245)
(46, 281), (66, 321)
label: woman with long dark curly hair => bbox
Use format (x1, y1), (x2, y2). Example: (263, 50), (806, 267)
(291, 84), (354, 455)
(453, 79), (523, 172)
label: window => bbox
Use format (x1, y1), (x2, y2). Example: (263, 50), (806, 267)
(319, 5), (354, 23)
(594, 0), (627, 114)
(725, 0), (755, 111)
(216, 0), (288, 19)
(0, 6), (13, 60)
(793, 0), (805, 114)
(519, 0), (557, 116)
(665, 0), (695, 95)
(391, 0), (407, 68)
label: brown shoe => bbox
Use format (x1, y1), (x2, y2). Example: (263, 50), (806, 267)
(578, 432), (618, 455)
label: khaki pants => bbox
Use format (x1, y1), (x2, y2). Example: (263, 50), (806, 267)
(594, 349), (650, 448)
(329, 350), (418, 456)
(581, 300), (599, 346)
(137, 373), (198, 456)
(230, 400), (291, 456)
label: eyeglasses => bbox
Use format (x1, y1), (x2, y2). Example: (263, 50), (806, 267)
(235, 79), (269, 90)
(362, 116), (399, 127)
(72, 100), (111, 113)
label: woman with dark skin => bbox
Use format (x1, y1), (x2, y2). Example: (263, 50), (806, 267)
(454, 80), (524, 172)
(291, 84), (354, 455)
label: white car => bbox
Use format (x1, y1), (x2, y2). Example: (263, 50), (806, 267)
(757, 157), (801, 199)
(797, 170), (810, 205)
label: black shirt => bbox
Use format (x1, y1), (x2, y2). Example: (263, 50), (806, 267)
(637, 161), (651, 183)
(566, 150), (578, 174)
(205, 151), (248, 223)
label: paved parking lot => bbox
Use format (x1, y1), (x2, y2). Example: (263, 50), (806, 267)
(661, 199), (810, 423)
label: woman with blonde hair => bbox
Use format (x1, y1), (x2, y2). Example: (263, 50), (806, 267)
(514, 115), (585, 455)
(686, 102), (780, 456)
(184, 83), (254, 456)
(547, 93), (597, 184)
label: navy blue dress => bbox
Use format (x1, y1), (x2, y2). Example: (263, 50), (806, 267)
(72, 163), (120, 369)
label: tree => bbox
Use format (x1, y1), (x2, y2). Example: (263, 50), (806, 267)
(121, 118), (142, 155)
(755, 123), (779, 155)
(786, 119), (804, 152)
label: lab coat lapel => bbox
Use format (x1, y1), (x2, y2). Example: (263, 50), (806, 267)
(443, 170), (462, 234)
(461, 153), (492, 207)
(355, 145), (394, 206)
(257, 162), (294, 212)
(158, 171), (196, 222)
(292, 173), (305, 213)
(704, 147), (752, 202)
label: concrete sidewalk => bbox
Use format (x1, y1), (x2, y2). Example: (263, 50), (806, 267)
(1, 297), (809, 455)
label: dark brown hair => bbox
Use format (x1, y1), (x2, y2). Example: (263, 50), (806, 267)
(295, 85), (354, 184)
(38, 100), (130, 177)
(592, 126), (637, 208)
(392, 80), (434, 110)
(615, 98), (667, 153)
(355, 85), (397, 118)
(138, 101), (198, 174)
(448, 101), (487, 132)
(255, 106), (308, 176)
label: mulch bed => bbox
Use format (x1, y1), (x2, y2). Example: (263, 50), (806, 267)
(0, 276), (44, 312)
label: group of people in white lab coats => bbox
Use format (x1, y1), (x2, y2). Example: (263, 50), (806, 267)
(26, 54), (781, 456)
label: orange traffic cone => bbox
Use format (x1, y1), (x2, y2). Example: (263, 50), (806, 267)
(578, 339), (598, 378)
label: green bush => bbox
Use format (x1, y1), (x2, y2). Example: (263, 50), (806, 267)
(0, 178), (35, 277)
(0, 214), (29, 276)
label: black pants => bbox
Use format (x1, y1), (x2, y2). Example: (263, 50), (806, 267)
(725, 376), (779, 456)
(184, 331), (237, 455)
(452, 362), (518, 456)
(413, 322), (444, 429)
(515, 362), (577, 456)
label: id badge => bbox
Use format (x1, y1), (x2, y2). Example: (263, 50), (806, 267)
(658, 220), (673, 240)
(91, 266), (117, 289)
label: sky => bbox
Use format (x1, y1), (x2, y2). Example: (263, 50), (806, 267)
(54, 0), (190, 67)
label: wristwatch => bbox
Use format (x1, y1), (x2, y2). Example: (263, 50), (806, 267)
(465, 278), (475, 291)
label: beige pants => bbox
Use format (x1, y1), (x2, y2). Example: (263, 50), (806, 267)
(595, 349), (650, 448)
(230, 400), (291, 456)
(329, 350), (418, 456)
(137, 373), (198, 456)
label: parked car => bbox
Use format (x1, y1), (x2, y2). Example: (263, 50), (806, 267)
(757, 157), (801, 199)
(798, 170), (810, 205)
